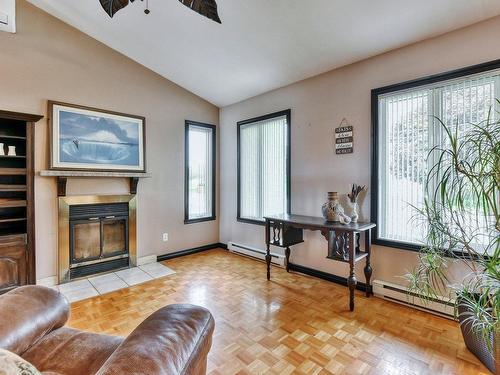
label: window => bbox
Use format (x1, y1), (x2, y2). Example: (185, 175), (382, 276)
(185, 121), (216, 224)
(372, 61), (500, 251)
(237, 110), (291, 224)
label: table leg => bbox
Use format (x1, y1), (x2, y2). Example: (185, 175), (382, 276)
(363, 228), (373, 297)
(348, 231), (357, 311)
(285, 246), (290, 272)
(265, 219), (271, 280)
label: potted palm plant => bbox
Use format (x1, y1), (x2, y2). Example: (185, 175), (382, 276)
(406, 101), (499, 373)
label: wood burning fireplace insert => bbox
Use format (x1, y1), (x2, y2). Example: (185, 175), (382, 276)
(69, 202), (129, 279)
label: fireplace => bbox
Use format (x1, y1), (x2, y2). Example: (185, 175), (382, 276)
(69, 202), (129, 279)
(58, 195), (137, 284)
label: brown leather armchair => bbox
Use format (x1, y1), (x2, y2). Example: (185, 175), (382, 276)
(0, 286), (215, 375)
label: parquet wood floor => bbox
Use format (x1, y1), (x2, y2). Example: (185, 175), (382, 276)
(68, 249), (490, 374)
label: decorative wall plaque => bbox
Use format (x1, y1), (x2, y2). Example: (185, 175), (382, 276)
(335, 119), (353, 154)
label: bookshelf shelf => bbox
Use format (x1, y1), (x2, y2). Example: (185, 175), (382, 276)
(0, 199), (27, 208)
(0, 135), (26, 140)
(0, 217), (27, 224)
(0, 185), (26, 192)
(0, 168), (27, 175)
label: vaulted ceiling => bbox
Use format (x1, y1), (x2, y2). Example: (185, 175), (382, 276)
(27, 0), (500, 107)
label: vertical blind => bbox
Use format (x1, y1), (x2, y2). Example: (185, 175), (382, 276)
(239, 114), (289, 222)
(377, 70), (499, 247)
(187, 124), (214, 220)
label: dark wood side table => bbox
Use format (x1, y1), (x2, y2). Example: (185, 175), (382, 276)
(264, 214), (376, 311)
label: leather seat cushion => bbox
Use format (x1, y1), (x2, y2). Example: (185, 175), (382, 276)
(22, 328), (123, 375)
(94, 304), (214, 375)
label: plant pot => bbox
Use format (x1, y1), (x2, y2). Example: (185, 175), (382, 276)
(458, 301), (499, 374)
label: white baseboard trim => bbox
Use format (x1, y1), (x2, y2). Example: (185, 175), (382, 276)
(36, 276), (58, 287)
(137, 255), (157, 266)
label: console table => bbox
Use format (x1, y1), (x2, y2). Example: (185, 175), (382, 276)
(264, 214), (376, 311)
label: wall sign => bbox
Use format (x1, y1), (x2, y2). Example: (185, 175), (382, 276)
(335, 119), (353, 154)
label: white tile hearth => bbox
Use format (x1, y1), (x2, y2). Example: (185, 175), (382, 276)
(58, 278), (94, 294)
(55, 262), (176, 303)
(63, 286), (100, 303)
(115, 267), (153, 286)
(139, 263), (176, 278)
(57, 279), (99, 303)
(88, 273), (128, 294)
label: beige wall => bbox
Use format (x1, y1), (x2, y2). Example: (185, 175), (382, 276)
(219, 16), (500, 287)
(2, 1), (497, 285)
(0, 1), (219, 280)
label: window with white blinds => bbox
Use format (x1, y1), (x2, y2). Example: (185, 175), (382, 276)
(237, 110), (290, 224)
(185, 121), (216, 223)
(376, 69), (499, 248)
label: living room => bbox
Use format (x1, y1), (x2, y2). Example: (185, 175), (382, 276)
(0, 1), (498, 374)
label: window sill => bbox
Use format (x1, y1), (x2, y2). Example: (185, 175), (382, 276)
(237, 217), (266, 226)
(373, 238), (422, 252)
(184, 216), (216, 225)
(373, 238), (488, 260)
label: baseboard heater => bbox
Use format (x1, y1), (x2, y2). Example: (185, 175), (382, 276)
(373, 279), (455, 320)
(228, 242), (285, 267)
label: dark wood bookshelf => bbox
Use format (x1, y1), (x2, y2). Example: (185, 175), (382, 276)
(0, 110), (42, 294)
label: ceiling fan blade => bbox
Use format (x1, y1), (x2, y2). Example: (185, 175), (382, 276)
(179, 0), (222, 24)
(99, 0), (130, 18)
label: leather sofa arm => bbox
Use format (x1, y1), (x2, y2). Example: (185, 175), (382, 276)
(0, 286), (70, 355)
(96, 304), (215, 375)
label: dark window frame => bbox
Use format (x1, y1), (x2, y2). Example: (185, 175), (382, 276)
(371, 58), (500, 252)
(184, 120), (217, 224)
(237, 109), (292, 226)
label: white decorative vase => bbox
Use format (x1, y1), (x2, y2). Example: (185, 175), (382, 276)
(322, 192), (351, 224)
(351, 202), (359, 223)
(7, 146), (16, 156)
(0, 143), (4, 156)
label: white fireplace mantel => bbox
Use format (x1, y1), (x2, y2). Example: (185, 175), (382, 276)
(39, 170), (151, 196)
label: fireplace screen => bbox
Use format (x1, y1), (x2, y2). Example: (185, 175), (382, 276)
(69, 203), (129, 275)
(103, 219), (127, 256)
(73, 221), (101, 261)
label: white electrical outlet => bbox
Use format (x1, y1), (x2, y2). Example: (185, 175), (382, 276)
(162, 233), (169, 242)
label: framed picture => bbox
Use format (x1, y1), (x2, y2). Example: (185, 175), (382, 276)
(48, 101), (146, 172)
